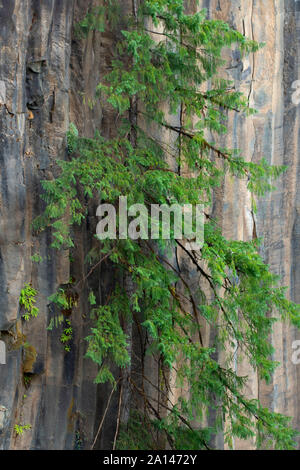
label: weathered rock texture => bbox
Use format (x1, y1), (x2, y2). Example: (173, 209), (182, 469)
(0, 0), (299, 450)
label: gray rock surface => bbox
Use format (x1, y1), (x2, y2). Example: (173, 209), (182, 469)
(0, 0), (299, 450)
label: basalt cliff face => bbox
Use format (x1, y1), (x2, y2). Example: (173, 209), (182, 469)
(0, 0), (299, 450)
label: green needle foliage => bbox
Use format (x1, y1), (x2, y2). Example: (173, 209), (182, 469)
(60, 319), (73, 353)
(14, 424), (31, 437)
(35, 0), (300, 449)
(19, 284), (39, 322)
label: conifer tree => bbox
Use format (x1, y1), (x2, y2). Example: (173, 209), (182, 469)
(35, 0), (300, 449)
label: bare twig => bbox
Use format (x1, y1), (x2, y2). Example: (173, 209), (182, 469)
(113, 384), (123, 450)
(75, 250), (114, 289)
(91, 379), (120, 450)
(130, 378), (211, 450)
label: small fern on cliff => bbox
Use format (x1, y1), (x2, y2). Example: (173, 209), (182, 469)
(19, 284), (39, 321)
(35, 0), (300, 450)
